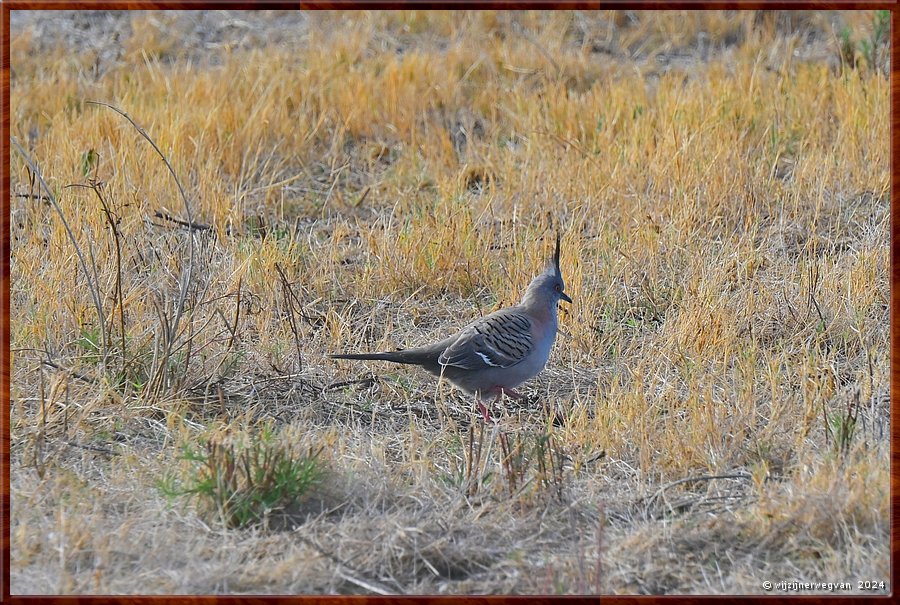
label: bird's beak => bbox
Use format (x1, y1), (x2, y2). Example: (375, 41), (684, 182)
(560, 292), (573, 304)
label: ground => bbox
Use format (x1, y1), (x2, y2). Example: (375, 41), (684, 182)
(8, 9), (890, 595)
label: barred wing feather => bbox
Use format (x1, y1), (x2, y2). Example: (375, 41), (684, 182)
(438, 311), (533, 370)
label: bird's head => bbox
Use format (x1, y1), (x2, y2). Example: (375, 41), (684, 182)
(522, 232), (572, 310)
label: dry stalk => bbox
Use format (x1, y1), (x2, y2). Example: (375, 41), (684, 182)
(274, 262), (304, 372)
(465, 421), (488, 497)
(594, 505), (605, 594)
(11, 138), (109, 373)
(34, 364), (47, 478)
(201, 276), (243, 399)
(65, 182), (128, 377)
(87, 101), (196, 400)
(498, 431), (513, 493)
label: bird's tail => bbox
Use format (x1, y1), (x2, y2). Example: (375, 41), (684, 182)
(329, 350), (432, 366)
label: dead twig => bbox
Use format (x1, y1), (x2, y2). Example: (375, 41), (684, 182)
(226, 275), (242, 352)
(13, 191), (52, 203)
(153, 209), (212, 232)
(510, 18), (561, 76)
(354, 185), (371, 208)
(40, 358), (97, 386)
(640, 472), (753, 518)
(807, 261), (827, 325)
(62, 439), (119, 456)
(323, 377), (377, 392)
(274, 263), (304, 372)
(335, 570), (399, 596)
(294, 531), (405, 595)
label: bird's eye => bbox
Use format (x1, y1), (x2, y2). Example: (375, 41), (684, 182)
(554, 284), (561, 292)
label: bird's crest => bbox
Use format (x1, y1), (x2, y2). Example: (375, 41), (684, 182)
(547, 231), (562, 278)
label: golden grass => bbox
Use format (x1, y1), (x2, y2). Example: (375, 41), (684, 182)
(10, 10), (889, 594)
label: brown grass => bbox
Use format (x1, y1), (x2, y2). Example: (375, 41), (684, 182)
(9, 10), (889, 595)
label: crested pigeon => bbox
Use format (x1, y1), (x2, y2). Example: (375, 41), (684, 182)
(330, 234), (572, 423)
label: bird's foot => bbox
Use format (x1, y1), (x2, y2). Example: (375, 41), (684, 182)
(477, 399), (497, 424)
(501, 388), (524, 400)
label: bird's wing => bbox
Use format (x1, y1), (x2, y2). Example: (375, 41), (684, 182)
(438, 309), (534, 370)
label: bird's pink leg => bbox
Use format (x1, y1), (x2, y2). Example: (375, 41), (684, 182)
(476, 392), (502, 424)
(476, 397), (490, 423)
(501, 388), (524, 400)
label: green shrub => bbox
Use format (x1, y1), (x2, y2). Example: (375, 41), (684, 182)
(159, 426), (325, 528)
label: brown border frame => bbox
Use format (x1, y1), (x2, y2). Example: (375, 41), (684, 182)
(2, 3), (8, 603)
(2, 2), (899, 8)
(1, 2), (896, 602)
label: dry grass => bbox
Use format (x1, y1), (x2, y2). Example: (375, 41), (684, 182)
(9, 10), (889, 595)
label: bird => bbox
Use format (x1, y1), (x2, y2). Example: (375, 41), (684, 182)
(330, 233), (572, 423)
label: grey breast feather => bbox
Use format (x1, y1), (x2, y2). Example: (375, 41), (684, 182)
(438, 310), (533, 370)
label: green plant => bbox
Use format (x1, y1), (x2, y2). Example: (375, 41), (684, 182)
(839, 26), (857, 70)
(159, 428), (325, 528)
(839, 11), (889, 75)
(859, 10), (889, 72)
(825, 392), (861, 457)
(75, 327), (102, 363)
